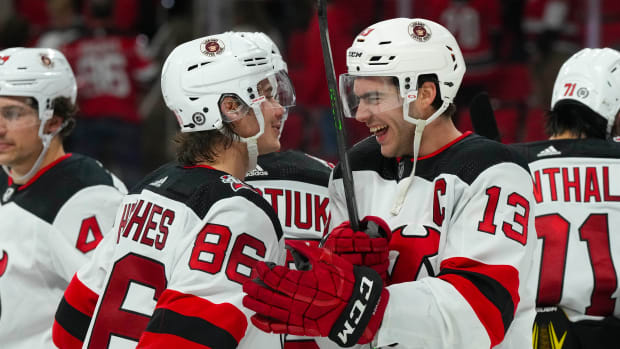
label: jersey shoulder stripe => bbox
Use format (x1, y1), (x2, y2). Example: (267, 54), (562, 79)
(334, 134), (529, 185)
(511, 138), (620, 163)
(0, 153), (121, 223)
(247, 150), (332, 187)
(134, 162), (283, 240)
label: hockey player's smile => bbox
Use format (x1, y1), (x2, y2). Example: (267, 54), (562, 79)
(370, 125), (388, 142)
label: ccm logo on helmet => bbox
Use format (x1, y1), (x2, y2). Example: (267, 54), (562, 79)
(337, 276), (375, 343)
(348, 51), (363, 58)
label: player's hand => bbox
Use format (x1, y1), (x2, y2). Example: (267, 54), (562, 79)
(323, 216), (392, 283)
(243, 240), (389, 347)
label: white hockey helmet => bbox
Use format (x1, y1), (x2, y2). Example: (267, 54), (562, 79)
(161, 32), (295, 168)
(0, 47), (77, 181)
(551, 47), (620, 136)
(0, 47), (77, 128)
(340, 18), (465, 125)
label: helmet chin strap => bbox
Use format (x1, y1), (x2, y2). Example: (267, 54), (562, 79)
(390, 100), (449, 216)
(239, 104), (266, 174)
(3, 118), (68, 183)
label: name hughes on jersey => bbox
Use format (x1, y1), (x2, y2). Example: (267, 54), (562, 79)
(533, 165), (620, 203)
(260, 188), (328, 234)
(116, 200), (176, 250)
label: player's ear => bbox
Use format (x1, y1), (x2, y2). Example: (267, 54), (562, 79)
(44, 115), (64, 134)
(417, 81), (437, 109)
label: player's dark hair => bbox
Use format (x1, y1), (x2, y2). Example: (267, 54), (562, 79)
(27, 96), (77, 140)
(52, 97), (78, 139)
(546, 101), (607, 139)
(417, 74), (456, 118)
(174, 123), (238, 166)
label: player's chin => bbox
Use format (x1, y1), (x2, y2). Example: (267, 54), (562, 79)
(379, 143), (397, 158)
(258, 139), (281, 155)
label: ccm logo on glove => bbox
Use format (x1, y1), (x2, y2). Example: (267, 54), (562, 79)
(337, 275), (375, 343)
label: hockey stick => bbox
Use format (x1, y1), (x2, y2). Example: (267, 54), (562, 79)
(317, 0), (360, 231)
(470, 92), (501, 142)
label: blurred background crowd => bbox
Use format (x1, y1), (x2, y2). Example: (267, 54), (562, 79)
(1, 0), (619, 187)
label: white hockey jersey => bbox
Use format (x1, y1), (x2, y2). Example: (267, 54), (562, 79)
(513, 139), (620, 322)
(53, 163), (286, 349)
(246, 150), (333, 349)
(0, 153), (126, 349)
(328, 132), (538, 349)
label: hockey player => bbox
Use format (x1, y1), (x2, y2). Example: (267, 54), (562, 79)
(52, 31), (296, 348)
(240, 31), (333, 349)
(243, 18), (538, 348)
(0, 48), (126, 348)
(511, 48), (620, 349)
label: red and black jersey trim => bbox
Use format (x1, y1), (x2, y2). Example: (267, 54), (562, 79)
(53, 275), (99, 348)
(54, 297), (92, 342)
(437, 257), (520, 347)
(144, 308), (239, 348)
(138, 289), (247, 348)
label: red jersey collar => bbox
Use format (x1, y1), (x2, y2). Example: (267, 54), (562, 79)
(8, 153), (73, 190)
(183, 164), (217, 170)
(397, 131), (473, 162)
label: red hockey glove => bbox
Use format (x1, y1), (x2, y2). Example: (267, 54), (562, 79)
(323, 216), (392, 283)
(243, 240), (389, 347)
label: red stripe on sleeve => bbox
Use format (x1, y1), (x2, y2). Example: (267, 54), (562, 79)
(440, 257), (520, 310)
(64, 274), (99, 317)
(438, 257), (521, 347)
(138, 332), (213, 349)
(155, 289), (247, 343)
(52, 320), (84, 349)
(439, 273), (505, 347)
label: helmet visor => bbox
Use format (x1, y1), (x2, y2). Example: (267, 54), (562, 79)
(339, 74), (404, 118)
(221, 70), (296, 123)
(0, 96), (41, 131)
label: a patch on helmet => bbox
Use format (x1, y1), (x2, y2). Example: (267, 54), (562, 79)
(408, 21), (431, 42)
(576, 87), (589, 99)
(192, 112), (206, 125)
(0, 56), (9, 65)
(200, 38), (225, 57)
(40, 54), (54, 68)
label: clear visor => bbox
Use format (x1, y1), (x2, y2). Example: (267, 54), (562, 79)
(221, 70), (296, 123)
(339, 74), (404, 118)
(0, 97), (41, 131)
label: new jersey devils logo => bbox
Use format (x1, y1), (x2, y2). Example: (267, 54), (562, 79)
(220, 175), (259, 193)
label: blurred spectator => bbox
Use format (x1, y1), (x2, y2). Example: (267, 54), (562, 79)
(287, 0), (375, 161)
(35, 0), (84, 49)
(0, 0), (29, 49)
(61, 0), (157, 186)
